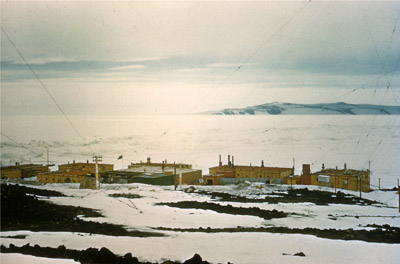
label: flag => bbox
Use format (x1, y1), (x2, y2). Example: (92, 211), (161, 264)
(117, 154), (123, 160)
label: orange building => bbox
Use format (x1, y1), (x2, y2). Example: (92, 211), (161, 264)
(130, 157), (193, 169)
(37, 170), (89, 184)
(37, 161), (113, 185)
(1, 164), (50, 179)
(58, 160), (114, 174)
(203, 171), (234, 185)
(307, 163), (371, 192)
(205, 155), (293, 185)
(128, 157), (202, 185)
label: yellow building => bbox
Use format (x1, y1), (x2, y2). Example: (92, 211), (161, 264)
(37, 170), (89, 184)
(309, 164), (370, 192)
(207, 155), (293, 184)
(1, 164), (49, 179)
(128, 157), (202, 185)
(130, 157), (193, 169)
(58, 161), (114, 174)
(209, 165), (293, 180)
(1, 166), (21, 179)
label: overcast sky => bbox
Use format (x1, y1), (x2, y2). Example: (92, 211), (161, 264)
(1, 1), (400, 115)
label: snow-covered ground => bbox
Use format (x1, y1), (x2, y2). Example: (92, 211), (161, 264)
(1, 182), (399, 263)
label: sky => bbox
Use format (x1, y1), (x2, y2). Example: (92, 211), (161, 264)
(1, 0), (400, 115)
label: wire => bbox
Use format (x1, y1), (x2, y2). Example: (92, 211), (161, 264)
(1, 26), (88, 146)
(145, 1), (313, 155)
(0, 132), (45, 160)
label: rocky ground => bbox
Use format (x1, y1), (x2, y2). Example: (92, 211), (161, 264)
(1, 183), (399, 263)
(157, 201), (289, 220)
(194, 188), (379, 205)
(0, 244), (211, 264)
(1, 184), (162, 237)
(156, 225), (400, 244)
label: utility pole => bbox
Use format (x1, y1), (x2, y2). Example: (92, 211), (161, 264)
(46, 146), (49, 166)
(335, 174), (337, 193)
(293, 157), (295, 175)
(174, 162), (177, 190)
(92, 155), (102, 189)
(378, 178), (381, 190)
(179, 164), (182, 187)
(359, 175), (362, 198)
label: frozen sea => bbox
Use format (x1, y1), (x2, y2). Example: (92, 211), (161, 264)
(1, 114), (399, 188)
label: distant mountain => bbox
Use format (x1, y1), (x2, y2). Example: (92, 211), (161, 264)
(201, 102), (400, 115)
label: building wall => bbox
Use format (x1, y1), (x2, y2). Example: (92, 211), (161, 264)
(235, 168), (292, 179)
(59, 162), (113, 174)
(37, 172), (88, 184)
(301, 164), (311, 185)
(209, 165), (293, 181)
(310, 170), (370, 192)
(1, 168), (22, 179)
(21, 166), (49, 178)
(181, 170), (202, 185)
(131, 175), (175, 185)
(1, 164), (49, 179)
(283, 176), (301, 185)
(203, 175), (224, 185)
(130, 157), (193, 169)
(80, 178), (97, 189)
(128, 159), (201, 185)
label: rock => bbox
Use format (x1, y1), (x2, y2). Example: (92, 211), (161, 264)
(184, 253), (203, 264)
(294, 252), (306, 257)
(161, 261), (175, 264)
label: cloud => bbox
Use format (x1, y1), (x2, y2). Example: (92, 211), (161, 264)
(108, 65), (145, 71)
(1, 1), (400, 116)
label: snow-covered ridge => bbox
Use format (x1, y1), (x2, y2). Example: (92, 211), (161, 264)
(201, 102), (400, 115)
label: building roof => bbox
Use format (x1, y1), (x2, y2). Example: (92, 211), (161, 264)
(39, 170), (90, 176)
(314, 168), (369, 177)
(210, 165), (292, 172)
(134, 173), (173, 178)
(1, 164), (48, 171)
(125, 165), (200, 174)
(60, 162), (112, 166)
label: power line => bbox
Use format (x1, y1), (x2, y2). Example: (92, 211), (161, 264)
(0, 132), (45, 160)
(192, 0), (312, 114)
(146, 1), (312, 154)
(1, 26), (88, 145)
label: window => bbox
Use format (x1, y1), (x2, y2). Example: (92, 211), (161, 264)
(318, 175), (330, 183)
(344, 179), (348, 185)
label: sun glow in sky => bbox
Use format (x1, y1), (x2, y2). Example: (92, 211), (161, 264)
(1, 1), (400, 115)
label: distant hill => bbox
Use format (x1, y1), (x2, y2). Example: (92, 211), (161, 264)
(201, 102), (400, 115)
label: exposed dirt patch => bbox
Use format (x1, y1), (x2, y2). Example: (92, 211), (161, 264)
(1, 184), (162, 237)
(1, 244), (212, 264)
(156, 225), (400, 244)
(0, 235), (27, 239)
(195, 188), (378, 206)
(3, 184), (67, 197)
(283, 252), (306, 257)
(157, 201), (288, 220)
(109, 193), (142, 199)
